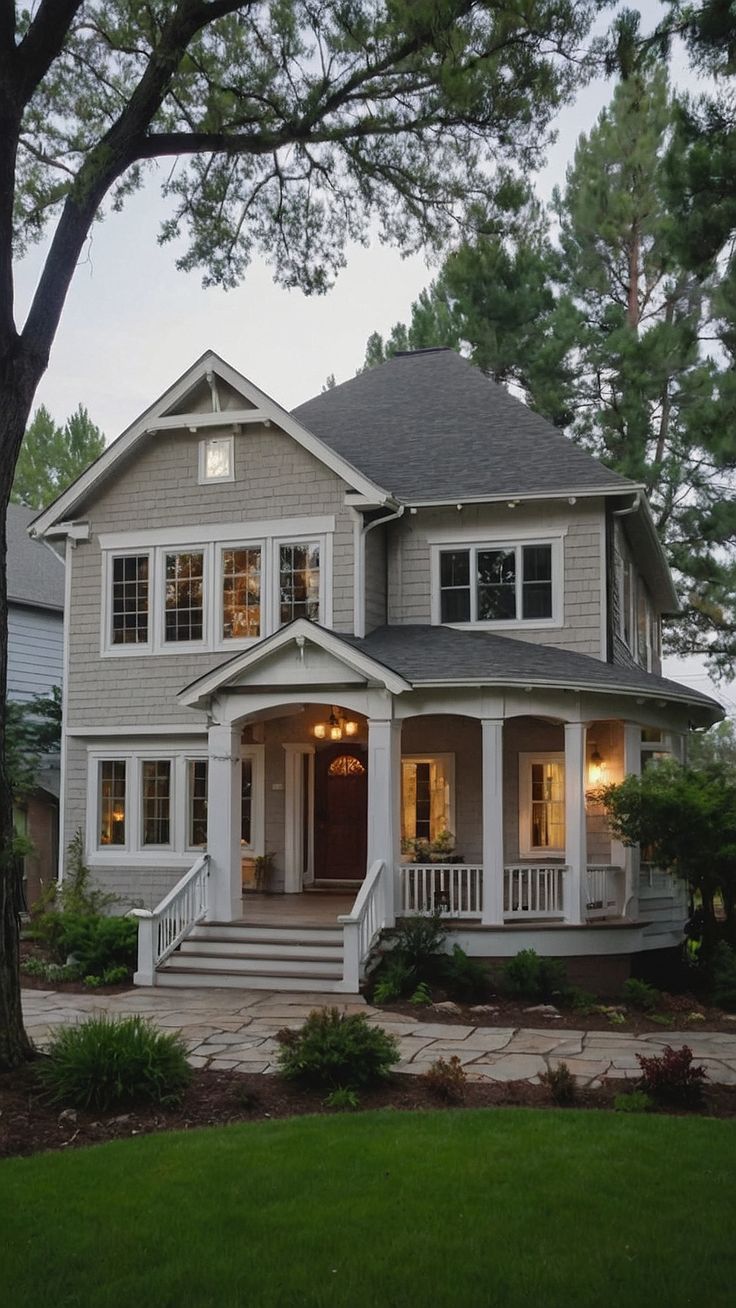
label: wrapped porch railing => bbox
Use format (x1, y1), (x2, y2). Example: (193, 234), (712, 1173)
(397, 862), (625, 923)
(131, 853), (210, 985)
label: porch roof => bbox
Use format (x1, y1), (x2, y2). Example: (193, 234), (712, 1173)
(347, 625), (722, 719)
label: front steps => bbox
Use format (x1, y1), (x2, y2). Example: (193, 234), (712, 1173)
(155, 921), (348, 991)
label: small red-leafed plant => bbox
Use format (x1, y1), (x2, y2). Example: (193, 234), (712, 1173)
(636, 1044), (707, 1107)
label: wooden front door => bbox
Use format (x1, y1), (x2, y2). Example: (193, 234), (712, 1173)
(315, 745), (368, 881)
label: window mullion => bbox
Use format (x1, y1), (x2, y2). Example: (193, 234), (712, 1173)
(471, 546), (477, 623)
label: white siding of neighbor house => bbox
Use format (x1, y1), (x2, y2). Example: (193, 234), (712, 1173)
(8, 603), (63, 702)
(384, 499), (605, 657)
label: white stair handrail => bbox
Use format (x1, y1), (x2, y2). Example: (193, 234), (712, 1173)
(131, 853), (210, 985)
(338, 859), (389, 991)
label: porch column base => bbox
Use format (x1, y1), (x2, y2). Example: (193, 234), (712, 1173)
(207, 722), (242, 922)
(481, 719), (504, 925)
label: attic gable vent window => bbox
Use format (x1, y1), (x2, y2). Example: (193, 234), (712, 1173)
(199, 435), (234, 484)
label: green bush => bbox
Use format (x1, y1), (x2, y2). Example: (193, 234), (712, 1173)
(623, 977), (661, 1012)
(540, 1062), (576, 1105)
(83, 965), (130, 988)
(439, 945), (490, 1003)
(277, 1007), (399, 1090)
(614, 1090), (655, 1113)
(392, 912), (447, 974)
(500, 949), (567, 1002)
(37, 1015), (192, 1110)
(39, 912), (137, 977)
(324, 1087), (360, 1110)
(565, 986), (598, 1015)
(409, 981), (433, 1006)
(711, 941), (736, 1011)
(21, 958), (83, 984)
(372, 954), (416, 1003)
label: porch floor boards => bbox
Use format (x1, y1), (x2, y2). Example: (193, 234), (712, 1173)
(237, 891), (355, 928)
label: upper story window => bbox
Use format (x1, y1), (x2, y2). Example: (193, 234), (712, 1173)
(222, 547), (261, 639)
(435, 540), (558, 628)
(199, 436), (234, 484)
(111, 554), (149, 645)
(165, 552), (205, 643)
(280, 543), (320, 623)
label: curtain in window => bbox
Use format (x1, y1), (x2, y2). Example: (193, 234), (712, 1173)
(531, 760), (565, 850)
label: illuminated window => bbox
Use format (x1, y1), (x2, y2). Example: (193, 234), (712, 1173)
(222, 547), (261, 639)
(279, 543), (320, 623)
(165, 551), (204, 642)
(111, 554), (149, 645)
(141, 760), (171, 846)
(520, 754), (565, 856)
(401, 756), (454, 847)
(328, 755), (366, 777)
(99, 761), (126, 846)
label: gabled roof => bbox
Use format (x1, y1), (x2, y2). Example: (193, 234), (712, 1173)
(293, 349), (637, 503)
(7, 504), (64, 610)
(30, 351), (391, 537)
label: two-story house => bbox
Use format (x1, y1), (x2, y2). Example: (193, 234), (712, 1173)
(30, 348), (721, 992)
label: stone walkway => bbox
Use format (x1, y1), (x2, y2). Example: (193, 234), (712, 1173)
(21, 988), (736, 1086)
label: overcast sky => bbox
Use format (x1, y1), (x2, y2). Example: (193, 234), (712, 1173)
(12, 2), (733, 712)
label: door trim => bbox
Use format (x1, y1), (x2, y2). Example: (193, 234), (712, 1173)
(283, 743), (315, 893)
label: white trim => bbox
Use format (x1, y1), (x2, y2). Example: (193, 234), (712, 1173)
(198, 434), (235, 484)
(283, 743), (315, 893)
(426, 525), (569, 545)
(430, 537), (563, 630)
(100, 548), (154, 657)
(57, 543), (72, 881)
(178, 617), (411, 708)
(98, 515), (335, 552)
(351, 508), (365, 639)
(30, 351), (387, 538)
(407, 487), (641, 508)
(86, 743), (208, 866)
(599, 514), (608, 660)
(154, 410), (266, 433)
(240, 743), (265, 857)
(66, 725), (206, 737)
(400, 753), (456, 843)
(155, 544), (209, 654)
(518, 751), (566, 859)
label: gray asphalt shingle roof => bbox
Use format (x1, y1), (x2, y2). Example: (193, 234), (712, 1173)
(7, 504), (65, 610)
(346, 625), (720, 714)
(292, 349), (636, 502)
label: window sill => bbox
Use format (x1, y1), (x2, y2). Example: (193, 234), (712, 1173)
(438, 619), (563, 633)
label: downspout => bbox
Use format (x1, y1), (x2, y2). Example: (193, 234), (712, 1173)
(355, 503), (405, 638)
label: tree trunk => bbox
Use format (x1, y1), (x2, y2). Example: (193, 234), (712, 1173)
(627, 222), (640, 330)
(0, 336), (47, 1070)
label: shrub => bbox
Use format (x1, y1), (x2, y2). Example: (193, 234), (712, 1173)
(614, 1090), (655, 1113)
(372, 955), (416, 1004)
(565, 986), (597, 1015)
(636, 1044), (707, 1107)
(409, 981), (432, 1006)
(711, 941), (736, 1012)
(623, 977), (661, 1012)
(277, 1008), (399, 1090)
(392, 912), (447, 974)
(500, 949), (567, 1002)
(37, 1015), (192, 1111)
(423, 1056), (467, 1104)
(38, 912), (137, 977)
(440, 946), (490, 1003)
(324, 1087), (360, 1110)
(21, 958), (83, 983)
(83, 965), (129, 988)
(540, 1062), (576, 1105)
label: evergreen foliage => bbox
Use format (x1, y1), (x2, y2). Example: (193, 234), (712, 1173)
(11, 405), (105, 509)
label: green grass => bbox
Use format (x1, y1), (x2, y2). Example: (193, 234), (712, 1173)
(3, 1109), (735, 1307)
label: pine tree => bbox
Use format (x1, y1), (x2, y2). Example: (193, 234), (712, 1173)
(11, 405), (105, 509)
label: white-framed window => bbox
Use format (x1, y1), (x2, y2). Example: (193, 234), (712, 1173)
(198, 436), (234, 484)
(401, 754), (455, 851)
(187, 758), (208, 848)
(241, 746), (265, 855)
(88, 746), (206, 864)
(101, 519), (332, 656)
(432, 538), (561, 628)
(519, 753), (565, 857)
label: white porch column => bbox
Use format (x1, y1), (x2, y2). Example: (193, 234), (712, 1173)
(564, 721), (588, 925)
(284, 744), (314, 894)
(366, 718), (401, 928)
(207, 722), (242, 922)
(615, 722), (641, 919)
(481, 718), (504, 925)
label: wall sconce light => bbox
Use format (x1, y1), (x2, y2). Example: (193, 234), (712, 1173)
(313, 708), (359, 742)
(588, 747), (606, 786)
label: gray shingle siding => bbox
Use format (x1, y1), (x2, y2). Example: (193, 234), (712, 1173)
(364, 527), (387, 633)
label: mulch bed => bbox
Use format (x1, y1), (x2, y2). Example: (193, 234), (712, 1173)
(379, 994), (736, 1035)
(2, 1062), (736, 1161)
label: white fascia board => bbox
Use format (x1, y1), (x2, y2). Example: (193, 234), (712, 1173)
(30, 349), (391, 537)
(405, 486), (644, 508)
(411, 675), (722, 715)
(177, 618), (411, 707)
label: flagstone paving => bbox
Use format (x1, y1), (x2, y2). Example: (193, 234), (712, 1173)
(20, 987), (736, 1086)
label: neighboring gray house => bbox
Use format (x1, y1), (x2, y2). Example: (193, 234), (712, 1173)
(7, 503), (65, 906)
(31, 349), (722, 992)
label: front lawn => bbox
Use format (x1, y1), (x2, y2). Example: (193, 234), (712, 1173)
(3, 1109), (735, 1307)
